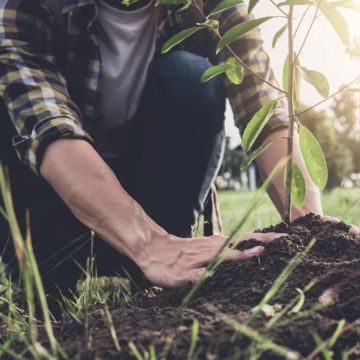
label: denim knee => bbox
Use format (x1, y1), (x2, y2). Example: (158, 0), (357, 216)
(148, 51), (226, 132)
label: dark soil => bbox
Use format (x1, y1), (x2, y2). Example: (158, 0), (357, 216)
(5, 214), (360, 359)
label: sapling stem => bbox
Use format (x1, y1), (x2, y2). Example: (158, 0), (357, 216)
(284, 6), (295, 223)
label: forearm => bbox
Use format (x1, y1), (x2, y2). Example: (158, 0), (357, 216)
(255, 128), (323, 220)
(40, 138), (167, 263)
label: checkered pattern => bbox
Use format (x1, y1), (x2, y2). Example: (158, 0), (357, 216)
(0, 0), (288, 175)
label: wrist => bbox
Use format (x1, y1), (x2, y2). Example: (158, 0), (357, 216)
(112, 202), (170, 266)
(291, 185), (323, 220)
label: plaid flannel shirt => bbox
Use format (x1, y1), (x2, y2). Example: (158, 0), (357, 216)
(0, 0), (288, 175)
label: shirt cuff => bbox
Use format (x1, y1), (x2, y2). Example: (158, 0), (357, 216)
(12, 116), (93, 176)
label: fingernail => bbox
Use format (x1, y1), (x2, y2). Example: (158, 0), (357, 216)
(249, 246), (264, 255)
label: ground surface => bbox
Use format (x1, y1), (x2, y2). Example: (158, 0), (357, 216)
(53, 214), (360, 359)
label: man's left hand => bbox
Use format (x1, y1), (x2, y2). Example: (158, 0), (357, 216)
(322, 215), (360, 236)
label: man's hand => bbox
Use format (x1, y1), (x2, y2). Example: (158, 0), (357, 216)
(41, 138), (286, 289)
(136, 232), (285, 288)
(322, 216), (360, 237)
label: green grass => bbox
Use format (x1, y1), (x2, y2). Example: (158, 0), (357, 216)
(218, 188), (360, 234)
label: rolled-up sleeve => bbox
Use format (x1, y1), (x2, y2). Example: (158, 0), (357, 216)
(0, 0), (93, 175)
(213, 4), (288, 138)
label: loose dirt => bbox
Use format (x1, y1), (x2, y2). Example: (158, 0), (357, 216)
(6, 214), (360, 359)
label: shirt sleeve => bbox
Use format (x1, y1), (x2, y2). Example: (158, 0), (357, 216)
(0, 0), (93, 175)
(211, 4), (289, 140)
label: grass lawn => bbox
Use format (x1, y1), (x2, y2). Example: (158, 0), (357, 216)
(218, 187), (360, 234)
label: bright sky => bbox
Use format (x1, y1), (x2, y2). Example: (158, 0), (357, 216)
(225, 0), (360, 148)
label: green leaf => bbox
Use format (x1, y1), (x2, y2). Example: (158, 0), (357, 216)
(282, 56), (289, 92)
(200, 19), (219, 31)
(216, 17), (273, 54)
(299, 127), (328, 190)
(225, 57), (244, 85)
(320, 3), (349, 44)
(240, 140), (274, 171)
(161, 27), (201, 54)
(209, 0), (244, 16)
(301, 67), (330, 97)
(272, 24), (287, 48)
(278, 0), (312, 5)
(242, 100), (278, 152)
(291, 163), (306, 208)
(322, 1), (360, 12)
(282, 55), (302, 106)
(248, 0), (260, 13)
(294, 60), (302, 109)
(178, 0), (192, 11)
(201, 63), (234, 82)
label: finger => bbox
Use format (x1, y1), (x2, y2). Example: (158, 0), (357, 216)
(185, 242), (264, 268)
(349, 225), (360, 236)
(221, 246), (265, 261)
(322, 216), (359, 236)
(241, 232), (286, 243)
(322, 215), (340, 224)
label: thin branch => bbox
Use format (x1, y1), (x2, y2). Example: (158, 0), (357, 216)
(295, 75), (360, 117)
(220, 39), (286, 93)
(192, 2), (286, 94)
(295, 0), (322, 62)
(293, 4), (312, 39)
(270, 0), (288, 16)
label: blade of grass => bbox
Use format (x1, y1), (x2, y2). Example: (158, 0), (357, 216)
(187, 318), (199, 360)
(102, 305), (121, 351)
(25, 212), (62, 354)
(0, 164), (65, 359)
(307, 319), (348, 360)
(276, 302), (327, 328)
(128, 341), (145, 360)
(247, 237), (316, 325)
(160, 336), (173, 360)
(214, 309), (299, 360)
(328, 319), (346, 348)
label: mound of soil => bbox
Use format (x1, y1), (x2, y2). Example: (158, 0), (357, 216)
(7, 214), (360, 358)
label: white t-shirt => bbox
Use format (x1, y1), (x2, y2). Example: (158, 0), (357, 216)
(96, 0), (159, 135)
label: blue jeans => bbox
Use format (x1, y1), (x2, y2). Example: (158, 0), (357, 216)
(101, 50), (226, 236)
(0, 51), (226, 299)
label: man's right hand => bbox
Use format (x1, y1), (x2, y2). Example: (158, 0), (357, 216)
(136, 232), (285, 288)
(41, 138), (286, 290)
